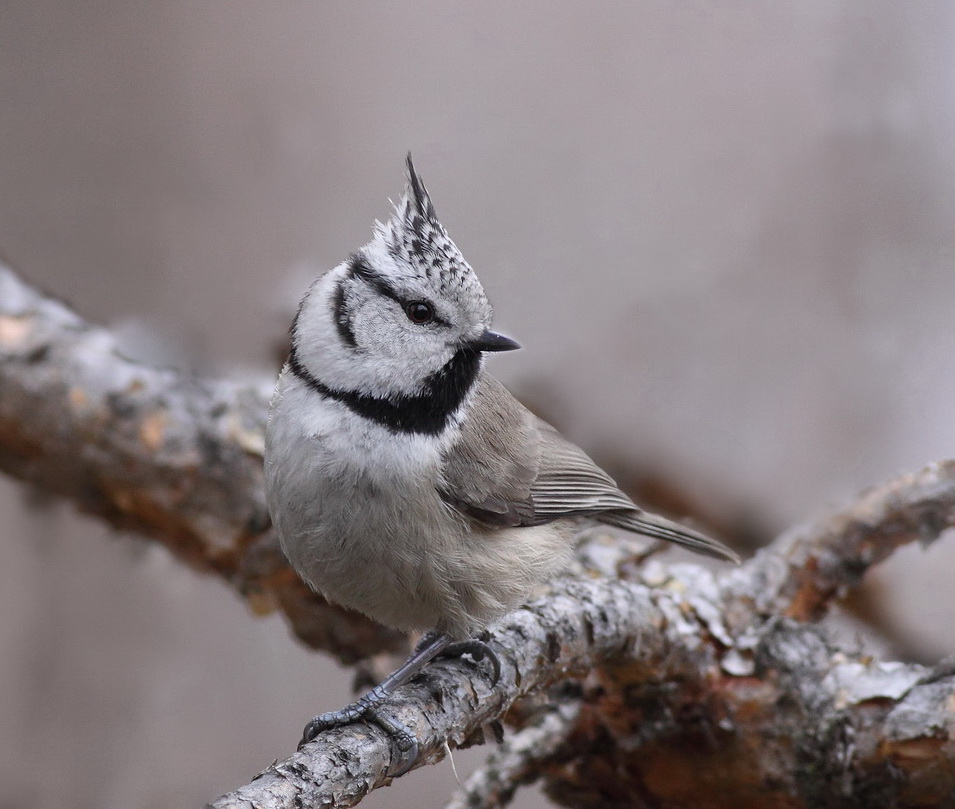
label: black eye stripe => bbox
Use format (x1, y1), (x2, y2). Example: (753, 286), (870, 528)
(349, 255), (449, 327)
(332, 278), (357, 347)
(349, 255), (404, 304)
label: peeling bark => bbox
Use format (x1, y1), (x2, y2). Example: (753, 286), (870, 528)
(723, 460), (955, 625)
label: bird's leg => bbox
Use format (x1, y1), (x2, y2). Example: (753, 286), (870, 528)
(298, 630), (502, 777)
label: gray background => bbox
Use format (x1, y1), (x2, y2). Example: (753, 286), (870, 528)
(2, 3), (955, 807)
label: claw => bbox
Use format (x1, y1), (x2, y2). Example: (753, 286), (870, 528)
(299, 713), (339, 750)
(298, 696), (377, 749)
(443, 638), (502, 686)
(366, 707), (419, 776)
(299, 718), (321, 750)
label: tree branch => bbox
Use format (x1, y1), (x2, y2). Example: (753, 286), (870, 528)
(208, 576), (687, 809)
(4, 263), (955, 807)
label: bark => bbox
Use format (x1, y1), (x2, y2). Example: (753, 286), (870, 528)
(2, 262), (953, 808)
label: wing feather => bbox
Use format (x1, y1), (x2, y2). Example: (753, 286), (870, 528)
(439, 374), (738, 562)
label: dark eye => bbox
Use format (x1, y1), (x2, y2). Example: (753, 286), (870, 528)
(405, 301), (435, 324)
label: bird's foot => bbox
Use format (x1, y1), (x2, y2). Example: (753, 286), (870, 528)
(296, 631), (500, 777)
(297, 632), (455, 776)
(298, 684), (419, 776)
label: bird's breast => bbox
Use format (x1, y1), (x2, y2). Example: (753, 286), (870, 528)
(264, 373), (470, 629)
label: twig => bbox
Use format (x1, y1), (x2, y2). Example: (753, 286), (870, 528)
(721, 459), (955, 626)
(443, 701), (581, 809)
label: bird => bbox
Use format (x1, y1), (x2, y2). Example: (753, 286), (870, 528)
(264, 155), (738, 773)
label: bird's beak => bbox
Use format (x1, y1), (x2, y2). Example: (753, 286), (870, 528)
(470, 329), (521, 353)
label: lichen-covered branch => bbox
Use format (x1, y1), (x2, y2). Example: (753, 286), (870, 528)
(208, 468), (955, 807)
(550, 618), (955, 809)
(208, 576), (680, 809)
(3, 263), (955, 808)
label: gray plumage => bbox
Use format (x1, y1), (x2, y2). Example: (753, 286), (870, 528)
(265, 156), (737, 642)
(441, 374), (726, 561)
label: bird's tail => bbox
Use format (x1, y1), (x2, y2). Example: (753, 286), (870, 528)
(600, 509), (740, 563)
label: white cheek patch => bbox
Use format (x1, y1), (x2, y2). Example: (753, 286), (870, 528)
(352, 299), (406, 351)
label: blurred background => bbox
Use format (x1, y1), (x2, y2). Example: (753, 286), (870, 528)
(2, 2), (955, 807)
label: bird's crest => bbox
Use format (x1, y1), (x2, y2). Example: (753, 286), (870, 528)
(372, 155), (487, 305)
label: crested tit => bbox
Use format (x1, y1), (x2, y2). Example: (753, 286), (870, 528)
(264, 156), (737, 770)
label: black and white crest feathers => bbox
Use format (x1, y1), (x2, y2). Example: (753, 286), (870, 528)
(370, 156), (490, 312)
(405, 153), (437, 222)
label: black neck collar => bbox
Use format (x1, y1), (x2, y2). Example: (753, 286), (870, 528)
(287, 346), (481, 436)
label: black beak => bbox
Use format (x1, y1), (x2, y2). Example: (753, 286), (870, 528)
(471, 329), (521, 353)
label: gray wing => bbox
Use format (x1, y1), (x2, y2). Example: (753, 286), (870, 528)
(438, 374), (541, 527)
(439, 374), (738, 562)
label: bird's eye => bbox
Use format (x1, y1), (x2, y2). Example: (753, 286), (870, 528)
(405, 301), (435, 324)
